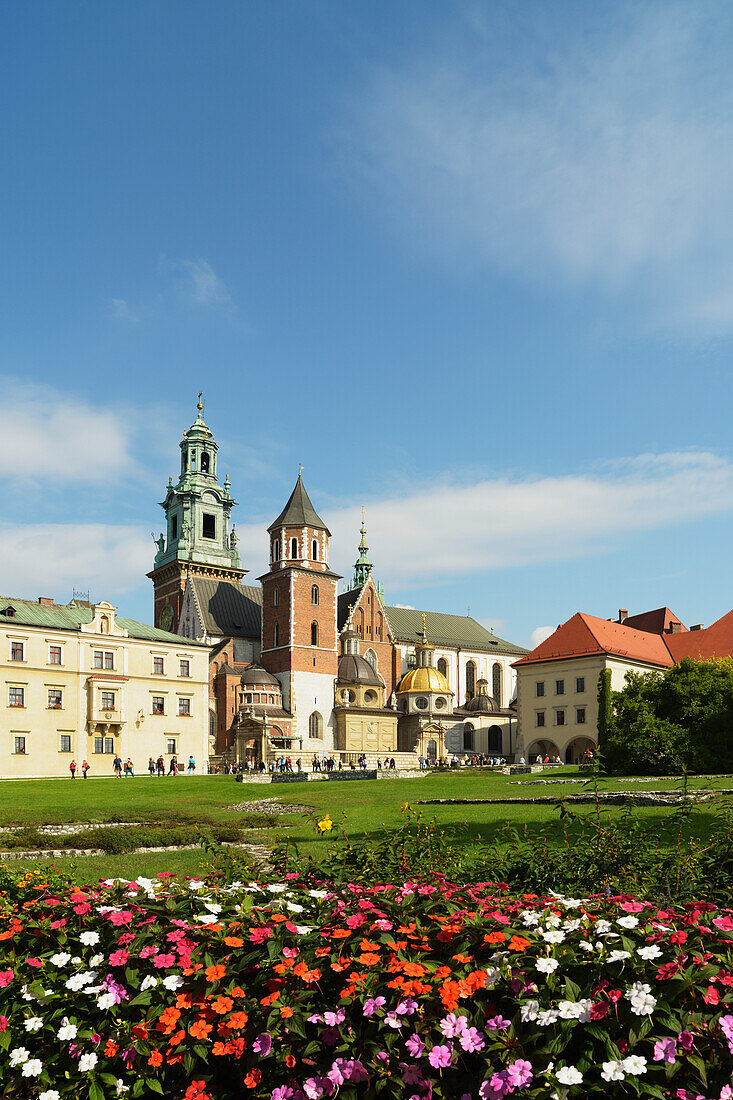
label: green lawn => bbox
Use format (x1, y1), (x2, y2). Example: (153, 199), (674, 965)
(2, 769), (730, 886)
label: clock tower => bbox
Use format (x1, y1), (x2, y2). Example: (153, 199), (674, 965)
(148, 395), (246, 632)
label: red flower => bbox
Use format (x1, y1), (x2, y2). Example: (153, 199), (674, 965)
(244, 1069), (262, 1088)
(703, 985), (721, 1005)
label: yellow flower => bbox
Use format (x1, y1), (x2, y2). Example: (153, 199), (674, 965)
(317, 815), (333, 833)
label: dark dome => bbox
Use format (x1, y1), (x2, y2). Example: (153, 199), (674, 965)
(337, 653), (381, 686)
(239, 665), (281, 688)
(462, 692), (499, 714)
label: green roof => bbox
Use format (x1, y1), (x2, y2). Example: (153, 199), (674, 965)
(383, 605), (528, 656)
(0, 598), (208, 646)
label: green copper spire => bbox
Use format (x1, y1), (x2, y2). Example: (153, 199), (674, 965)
(352, 507), (373, 588)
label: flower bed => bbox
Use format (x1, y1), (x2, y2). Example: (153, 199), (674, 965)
(1, 870), (733, 1098)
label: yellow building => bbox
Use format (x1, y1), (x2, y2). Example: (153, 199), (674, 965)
(333, 628), (399, 762)
(1, 596), (209, 778)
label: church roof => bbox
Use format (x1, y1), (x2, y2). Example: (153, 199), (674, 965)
(0, 598), (207, 645)
(189, 578), (262, 640)
(337, 653), (382, 686)
(268, 475), (330, 534)
(513, 612), (675, 668)
(384, 605), (528, 656)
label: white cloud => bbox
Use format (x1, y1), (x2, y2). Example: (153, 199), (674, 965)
(530, 626), (555, 650)
(0, 524), (151, 602)
(345, 3), (733, 333)
(0, 378), (136, 485)
(238, 451), (733, 586)
(107, 298), (139, 323)
(180, 259), (233, 310)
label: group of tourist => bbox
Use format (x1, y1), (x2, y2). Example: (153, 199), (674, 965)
(68, 759), (90, 778)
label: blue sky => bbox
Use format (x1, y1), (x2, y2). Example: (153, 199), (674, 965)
(3, 1), (733, 648)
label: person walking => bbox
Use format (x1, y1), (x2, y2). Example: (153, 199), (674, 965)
(82, 759), (90, 779)
(169, 756), (177, 776)
(148, 756), (155, 777)
(187, 755), (195, 775)
(157, 755), (165, 777)
(69, 759), (77, 779)
(124, 757), (134, 778)
(113, 755), (123, 778)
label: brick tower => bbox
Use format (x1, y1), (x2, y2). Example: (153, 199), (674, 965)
(259, 473), (340, 751)
(148, 394), (246, 632)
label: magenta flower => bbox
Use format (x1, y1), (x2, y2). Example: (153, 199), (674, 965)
(405, 1033), (425, 1058)
(721, 1015), (733, 1055)
(439, 1013), (467, 1038)
(338, 1058), (368, 1083)
(459, 1027), (485, 1053)
(396, 997), (418, 1016)
(345, 914), (365, 929)
(485, 1014), (510, 1031)
(323, 1010), (345, 1026)
(0, 1016), (8, 1032)
(152, 953), (176, 968)
(253, 1033), (272, 1056)
(363, 997), (386, 1017)
(428, 1044), (453, 1069)
(0, 970), (14, 987)
(271, 1088), (293, 1100)
(678, 1030), (694, 1051)
(303, 1078), (324, 1099)
(108, 950), (128, 967)
(385, 1011), (403, 1029)
(507, 1059), (533, 1087)
(654, 1038), (677, 1063)
(401, 1064), (424, 1085)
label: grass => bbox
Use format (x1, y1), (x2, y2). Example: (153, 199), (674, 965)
(2, 769), (730, 886)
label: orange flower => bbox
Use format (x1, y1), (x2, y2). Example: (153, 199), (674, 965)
(212, 1041), (231, 1056)
(357, 952), (380, 966)
(244, 1069), (262, 1088)
(148, 1051), (163, 1067)
(190, 1019), (213, 1039)
(434, 966), (452, 980)
(452, 953), (474, 963)
(285, 1054), (296, 1069)
(402, 962), (428, 977)
(224, 936), (244, 947)
(271, 913), (287, 923)
(508, 935), (531, 952)
(465, 970), (488, 993)
(330, 928), (351, 939)
(176, 992), (194, 1010)
(132, 1023), (149, 1041)
(205, 964), (226, 982)
(211, 996), (234, 1015)
(484, 930), (506, 945)
(168, 1029), (186, 1047)
(260, 991), (280, 1006)
(104, 1040), (119, 1057)
(229, 1011), (248, 1028)
(230, 986), (246, 998)
(280, 1006), (294, 1018)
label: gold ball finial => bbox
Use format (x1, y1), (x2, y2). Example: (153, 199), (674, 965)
(298, 463), (304, 477)
(197, 391), (204, 417)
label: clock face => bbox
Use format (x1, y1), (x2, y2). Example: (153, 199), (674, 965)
(160, 603), (174, 632)
(103, 711), (113, 721)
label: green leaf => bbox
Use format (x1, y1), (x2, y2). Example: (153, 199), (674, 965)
(88, 1081), (105, 1100)
(129, 990), (152, 1006)
(688, 1053), (708, 1088)
(146, 1080), (164, 1094)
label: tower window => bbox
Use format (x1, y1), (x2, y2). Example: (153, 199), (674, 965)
(311, 621), (319, 646)
(493, 662), (502, 708)
(189, 450), (195, 470)
(466, 661), (476, 699)
(437, 657), (448, 683)
(311, 585), (319, 606)
(171, 514), (178, 540)
(200, 451), (210, 473)
(309, 711), (323, 739)
(274, 624), (279, 647)
(312, 539), (318, 560)
(272, 539), (280, 562)
(202, 514), (216, 540)
(273, 588), (279, 606)
(290, 537), (298, 558)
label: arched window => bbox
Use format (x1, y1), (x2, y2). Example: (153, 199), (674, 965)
(365, 649), (377, 671)
(311, 621), (319, 646)
(272, 539), (280, 562)
(188, 449), (196, 470)
(273, 624), (279, 647)
(309, 711), (323, 739)
(488, 725), (502, 753)
(466, 661), (476, 700)
(311, 585), (319, 605)
(290, 537), (298, 559)
(437, 657), (448, 684)
(493, 662), (503, 708)
(201, 451), (210, 473)
(377, 612), (383, 640)
(463, 724), (474, 751)
(273, 588), (279, 606)
(312, 539), (318, 560)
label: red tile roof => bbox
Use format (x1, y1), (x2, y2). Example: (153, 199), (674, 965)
(513, 612), (674, 668)
(622, 607), (687, 635)
(664, 610), (733, 662)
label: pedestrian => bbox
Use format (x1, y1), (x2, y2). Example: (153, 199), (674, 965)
(114, 755), (123, 778)
(168, 756), (177, 776)
(82, 759), (90, 779)
(69, 759), (76, 779)
(148, 756), (155, 776)
(157, 755), (165, 777)
(124, 757), (134, 778)
(187, 755), (195, 774)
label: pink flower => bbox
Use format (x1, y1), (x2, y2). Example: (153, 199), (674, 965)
(405, 1033), (425, 1058)
(323, 1010), (345, 1026)
(253, 1033), (272, 1056)
(108, 950), (128, 967)
(271, 1088), (293, 1100)
(653, 1038), (677, 1064)
(678, 1031), (694, 1051)
(373, 919), (393, 931)
(396, 997), (418, 1016)
(713, 916), (733, 932)
(703, 986), (721, 1005)
(0, 1016), (8, 1032)
(363, 997), (386, 1017)
(0, 970), (14, 987)
(458, 1026), (485, 1053)
(720, 1015), (733, 1055)
(249, 927), (273, 944)
(26, 958), (43, 968)
(109, 911), (133, 926)
(428, 1044), (452, 1069)
(439, 1013), (467, 1038)
(73, 903), (91, 915)
(345, 914), (365, 929)
(152, 953), (176, 969)
(507, 1060), (533, 1088)
(485, 1015), (510, 1031)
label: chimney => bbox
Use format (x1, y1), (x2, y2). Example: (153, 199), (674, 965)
(37, 597), (54, 606)
(669, 622), (682, 634)
(690, 624), (704, 632)
(618, 609), (628, 623)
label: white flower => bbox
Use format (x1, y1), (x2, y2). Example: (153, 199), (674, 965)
(578, 941), (594, 952)
(135, 877), (156, 891)
(625, 982), (657, 1016)
(24, 1016), (43, 1032)
(562, 919), (582, 932)
(9, 1048), (29, 1066)
(545, 913), (561, 928)
(617, 915), (640, 929)
(622, 1055), (647, 1076)
(601, 1061), (625, 1082)
(71, 956), (82, 964)
(78, 1053), (98, 1072)
(286, 902), (304, 913)
(308, 889), (329, 899)
(537, 1009), (559, 1026)
(607, 950), (631, 963)
(97, 993), (117, 1011)
(557, 999), (592, 1022)
(195, 914), (219, 925)
(39, 1092), (61, 1100)
(556, 1066), (583, 1086)
(542, 930), (566, 944)
(50, 952), (71, 967)
(21, 1059), (43, 1077)
(637, 944), (662, 960)
(520, 1000), (539, 1022)
(140, 975), (158, 991)
(65, 971), (97, 992)
(267, 884), (287, 893)
(203, 902), (222, 914)
(90, 954), (105, 967)
(115, 1080), (130, 1096)
(80, 931), (100, 946)
(294, 925), (314, 935)
(595, 920), (612, 933)
(163, 975), (184, 991)
(521, 910), (541, 926)
(188, 879), (205, 890)
(57, 1018), (78, 1040)
(536, 957), (559, 974)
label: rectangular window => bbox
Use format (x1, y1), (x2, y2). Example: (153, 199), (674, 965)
(171, 514), (178, 540)
(153, 656), (165, 676)
(576, 677), (585, 693)
(152, 696), (165, 715)
(49, 645), (62, 665)
(104, 651), (114, 670)
(94, 736), (103, 754)
(202, 513), (216, 539)
(9, 686), (24, 707)
(536, 682), (545, 697)
(178, 697), (191, 717)
(273, 588), (279, 606)
(60, 734), (72, 753)
(104, 737), (114, 754)
(167, 738), (176, 755)
(179, 659), (190, 678)
(556, 709), (566, 726)
(48, 689), (62, 709)
(13, 735), (26, 754)
(93, 650), (103, 669)
(555, 679), (565, 695)
(101, 691), (115, 710)
(93, 650), (114, 670)
(576, 707), (586, 724)
(536, 711), (545, 727)
(10, 641), (24, 662)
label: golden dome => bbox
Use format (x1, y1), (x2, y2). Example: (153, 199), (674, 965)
(397, 666), (453, 695)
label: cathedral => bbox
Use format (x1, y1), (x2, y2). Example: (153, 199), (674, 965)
(148, 399), (528, 766)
